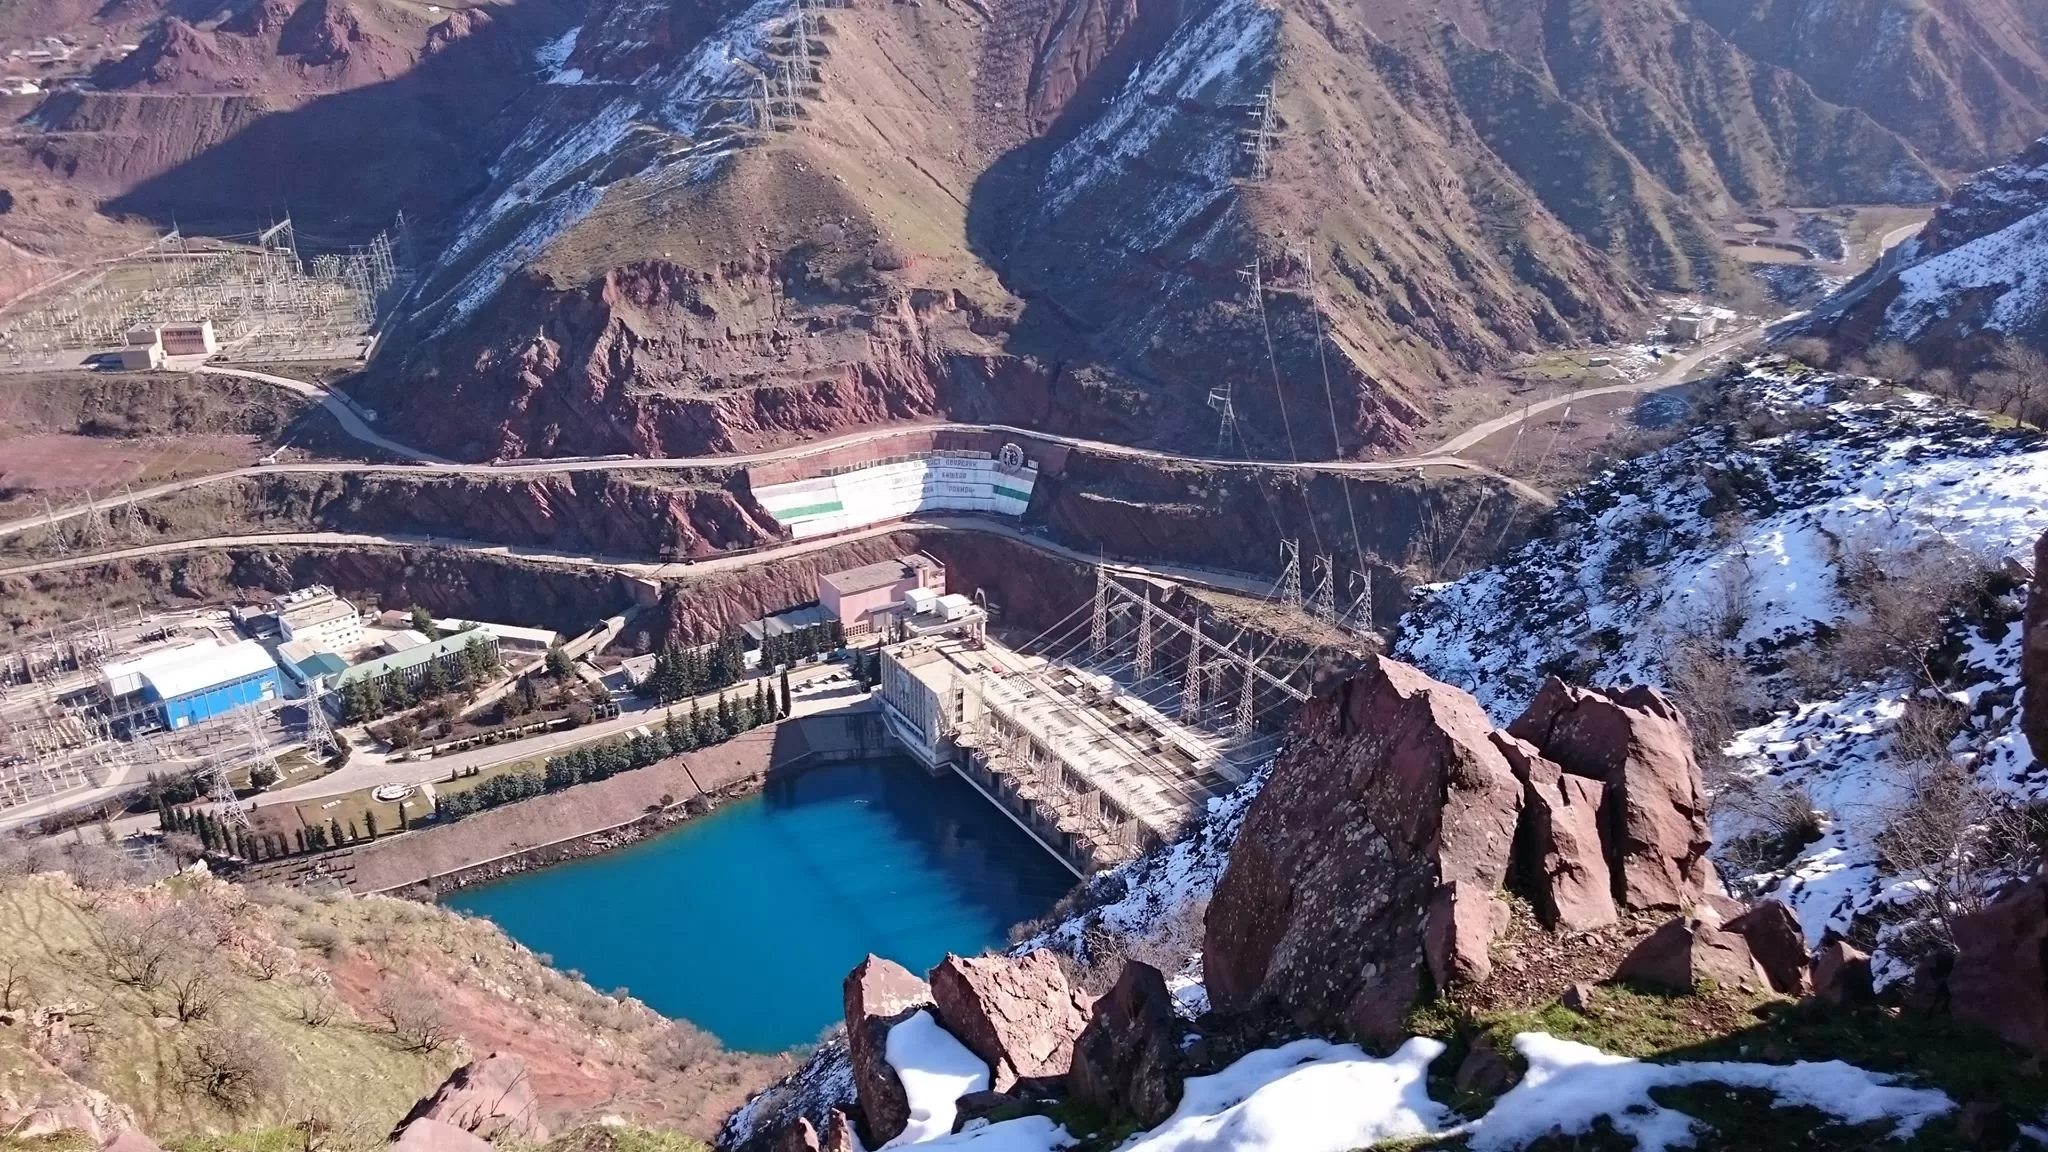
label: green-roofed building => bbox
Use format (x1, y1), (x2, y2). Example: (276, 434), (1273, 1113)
(337, 630), (501, 690)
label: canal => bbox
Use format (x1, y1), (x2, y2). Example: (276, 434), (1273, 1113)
(443, 756), (1075, 1052)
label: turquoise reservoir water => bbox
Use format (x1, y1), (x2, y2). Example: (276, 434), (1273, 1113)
(443, 757), (1074, 1052)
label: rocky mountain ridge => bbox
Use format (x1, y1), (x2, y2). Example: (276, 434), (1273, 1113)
(1806, 134), (2048, 367)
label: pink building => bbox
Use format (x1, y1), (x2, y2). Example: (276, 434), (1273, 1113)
(819, 553), (944, 635)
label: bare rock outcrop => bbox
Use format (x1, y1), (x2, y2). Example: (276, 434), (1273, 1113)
(1204, 656), (1524, 1045)
(843, 955), (934, 1146)
(392, 1054), (547, 1143)
(1508, 679), (1713, 911)
(1944, 874), (2048, 1054)
(821, 1110), (856, 1152)
(1496, 734), (1617, 932)
(774, 1117), (820, 1152)
(1723, 900), (1812, 996)
(1813, 938), (1873, 1004)
(2024, 532), (2048, 765)
(1067, 961), (1180, 1127)
(928, 951), (1090, 1093)
(100, 1131), (163, 1152)
(1614, 915), (1770, 993)
(389, 1119), (496, 1152)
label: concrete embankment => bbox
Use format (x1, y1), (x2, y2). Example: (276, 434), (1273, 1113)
(240, 704), (893, 897)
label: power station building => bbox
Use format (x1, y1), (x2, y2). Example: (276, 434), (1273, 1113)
(818, 554), (945, 635)
(100, 641), (282, 731)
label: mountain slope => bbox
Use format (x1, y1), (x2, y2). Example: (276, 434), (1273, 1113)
(1689, 0), (2048, 172)
(355, 0), (2006, 462)
(1803, 136), (2048, 368)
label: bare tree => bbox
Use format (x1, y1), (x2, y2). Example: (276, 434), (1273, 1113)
(645, 1019), (722, 1073)
(1855, 341), (1921, 384)
(0, 956), (28, 1011)
(177, 1025), (285, 1112)
(1830, 537), (1993, 687)
(373, 986), (452, 1053)
(1874, 759), (2044, 957)
(91, 906), (190, 991)
(294, 983), (338, 1028)
(159, 959), (227, 1024)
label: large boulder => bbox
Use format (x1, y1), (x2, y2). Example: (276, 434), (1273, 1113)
(843, 955), (934, 1146)
(100, 1132), (163, 1152)
(391, 1054), (547, 1143)
(1723, 900), (1812, 996)
(1614, 915), (1770, 994)
(822, 1110), (856, 1152)
(1946, 875), (2048, 1054)
(928, 951), (1089, 1093)
(389, 1120), (495, 1152)
(1508, 679), (1712, 911)
(1813, 938), (1873, 1004)
(2025, 532), (2048, 764)
(1496, 734), (1617, 932)
(774, 1118), (820, 1152)
(1204, 657), (1524, 1045)
(1067, 961), (1180, 1127)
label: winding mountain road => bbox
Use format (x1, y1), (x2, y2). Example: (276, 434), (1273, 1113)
(0, 516), (1288, 599)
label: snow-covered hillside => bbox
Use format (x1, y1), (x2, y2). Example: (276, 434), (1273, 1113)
(1398, 357), (2045, 973)
(1807, 136), (2048, 349)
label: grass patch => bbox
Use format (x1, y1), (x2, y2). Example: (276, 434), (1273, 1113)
(1390, 979), (2048, 1150)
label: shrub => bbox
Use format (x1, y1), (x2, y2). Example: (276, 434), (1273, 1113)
(177, 1025), (285, 1112)
(374, 986), (452, 1053)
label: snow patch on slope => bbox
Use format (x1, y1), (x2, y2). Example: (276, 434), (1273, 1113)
(1397, 358), (2044, 967)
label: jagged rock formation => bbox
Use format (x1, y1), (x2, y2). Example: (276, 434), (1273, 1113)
(841, 955), (932, 1147)
(392, 1054), (549, 1144)
(1724, 900), (1813, 997)
(1508, 678), (1715, 911)
(927, 952), (1091, 1094)
(1202, 657), (1724, 1042)
(1066, 961), (1180, 1128)
(1931, 874), (2048, 1055)
(1202, 656), (1524, 1044)
(1614, 914), (1770, 994)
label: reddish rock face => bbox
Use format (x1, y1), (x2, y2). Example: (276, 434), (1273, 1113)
(388, 1120), (496, 1152)
(1813, 938), (1874, 1004)
(1508, 679), (1712, 911)
(1723, 900), (1812, 997)
(1425, 880), (1511, 989)
(391, 1053), (547, 1143)
(100, 1131), (164, 1152)
(2024, 532), (2048, 764)
(928, 951), (1091, 1093)
(1495, 733), (1617, 932)
(1947, 876), (2048, 1054)
(1204, 656), (1524, 1045)
(1615, 915), (1770, 994)
(1068, 961), (1181, 1127)
(842, 955), (934, 1147)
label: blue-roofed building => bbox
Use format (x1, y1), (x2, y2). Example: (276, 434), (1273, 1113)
(100, 641), (282, 731)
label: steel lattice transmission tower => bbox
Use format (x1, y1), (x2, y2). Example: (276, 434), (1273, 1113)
(1207, 384), (1238, 454)
(1240, 87), (1279, 179)
(1135, 598), (1154, 679)
(1277, 539), (1302, 607)
(1309, 554), (1337, 624)
(1180, 630), (1204, 723)
(302, 684), (337, 758)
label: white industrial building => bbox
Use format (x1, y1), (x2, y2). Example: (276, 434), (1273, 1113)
(432, 618), (560, 653)
(273, 586), (364, 652)
(101, 641), (281, 731)
(753, 447), (1038, 539)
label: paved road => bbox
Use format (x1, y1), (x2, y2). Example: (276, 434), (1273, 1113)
(1429, 324), (1761, 457)
(3, 380), (1554, 541)
(0, 515), (1290, 599)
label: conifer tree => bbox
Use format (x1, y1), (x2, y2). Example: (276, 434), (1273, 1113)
(780, 667), (793, 717)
